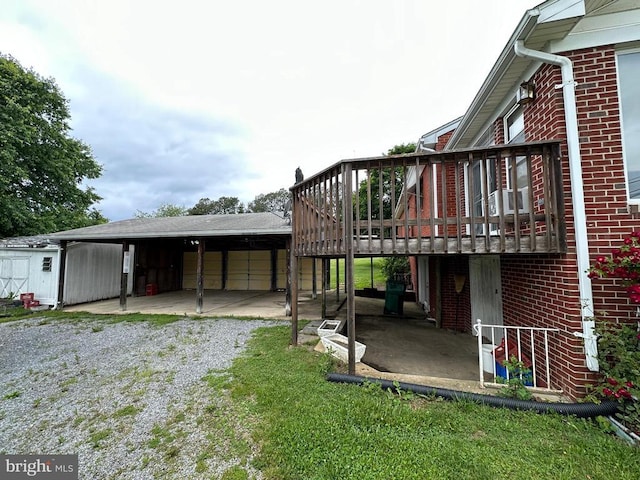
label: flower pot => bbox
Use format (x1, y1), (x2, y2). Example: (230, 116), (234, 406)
(321, 333), (366, 363)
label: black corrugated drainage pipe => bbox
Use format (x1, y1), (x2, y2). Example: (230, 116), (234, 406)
(327, 373), (618, 418)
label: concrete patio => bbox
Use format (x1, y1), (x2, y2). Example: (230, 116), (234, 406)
(62, 289), (521, 396)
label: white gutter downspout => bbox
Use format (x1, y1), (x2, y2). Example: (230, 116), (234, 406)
(514, 40), (599, 371)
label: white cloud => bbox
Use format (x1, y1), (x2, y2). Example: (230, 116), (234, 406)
(1, 0), (539, 221)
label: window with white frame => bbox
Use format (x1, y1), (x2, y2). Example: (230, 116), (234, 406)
(504, 105), (528, 190)
(469, 125), (497, 234)
(617, 49), (640, 201)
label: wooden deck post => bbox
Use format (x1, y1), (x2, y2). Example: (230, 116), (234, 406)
(196, 238), (205, 314)
(343, 163), (356, 374)
(290, 240), (298, 346)
(336, 258), (340, 303)
(120, 240), (129, 311)
(321, 258), (327, 319)
(311, 258), (317, 299)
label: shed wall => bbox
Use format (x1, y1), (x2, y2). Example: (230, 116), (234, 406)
(64, 243), (133, 305)
(0, 248), (58, 304)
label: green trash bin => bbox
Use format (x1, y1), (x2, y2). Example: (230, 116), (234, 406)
(384, 280), (406, 315)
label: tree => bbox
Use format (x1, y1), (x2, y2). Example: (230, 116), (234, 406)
(187, 196), (244, 215)
(355, 143), (416, 224)
(0, 54), (106, 237)
(135, 203), (188, 218)
(248, 188), (291, 213)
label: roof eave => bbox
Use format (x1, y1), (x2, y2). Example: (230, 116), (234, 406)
(51, 229), (292, 242)
(446, 0), (587, 150)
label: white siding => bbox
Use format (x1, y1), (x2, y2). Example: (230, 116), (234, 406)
(63, 243), (133, 305)
(0, 247), (58, 304)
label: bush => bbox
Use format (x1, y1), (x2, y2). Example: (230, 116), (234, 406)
(380, 257), (410, 282)
(588, 230), (640, 435)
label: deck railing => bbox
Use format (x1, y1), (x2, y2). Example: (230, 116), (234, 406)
(291, 141), (566, 256)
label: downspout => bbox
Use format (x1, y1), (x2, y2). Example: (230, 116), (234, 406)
(514, 40), (598, 371)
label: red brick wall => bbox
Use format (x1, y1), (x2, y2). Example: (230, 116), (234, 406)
(440, 256), (471, 332)
(495, 45), (637, 398)
(436, 130), (454, 151)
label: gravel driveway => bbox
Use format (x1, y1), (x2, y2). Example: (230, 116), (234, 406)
(0, 315), (274, 479)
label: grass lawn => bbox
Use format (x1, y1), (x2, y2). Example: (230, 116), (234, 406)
(328, 257), (387, 290)
(223, 325), (640, 480)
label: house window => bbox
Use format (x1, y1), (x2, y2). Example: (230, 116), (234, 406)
(42, 257), (52, 272)
(504, 105), (527, 189)
(617, 49), (640, 200)
(469, 125), (497, 234)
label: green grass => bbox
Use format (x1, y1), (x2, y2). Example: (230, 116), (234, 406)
(225, 326), (640, 480)
(329, 257), (387, 290)
(39, 310), (187, 326)
(0, 305), (34, 323)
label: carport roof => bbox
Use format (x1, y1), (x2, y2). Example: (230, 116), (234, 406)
(49, 212), (292, 242)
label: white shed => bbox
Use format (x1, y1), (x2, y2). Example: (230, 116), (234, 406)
(0, 237), (133, 307)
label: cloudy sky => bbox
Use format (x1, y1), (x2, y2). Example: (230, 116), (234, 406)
(1, 0), (539, 221)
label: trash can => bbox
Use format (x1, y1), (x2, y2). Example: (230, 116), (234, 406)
(383, 280), (406, 315)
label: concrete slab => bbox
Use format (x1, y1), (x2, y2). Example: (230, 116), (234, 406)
(62, 289), (567, 399)
(63, 290), (336, 320)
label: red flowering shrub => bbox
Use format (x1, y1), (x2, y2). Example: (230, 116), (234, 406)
(588, 231), (640, 435)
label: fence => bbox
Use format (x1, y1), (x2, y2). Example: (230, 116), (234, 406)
(473, 319), (562, 393)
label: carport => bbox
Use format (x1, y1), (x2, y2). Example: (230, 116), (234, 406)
(50, 212), (320, 314)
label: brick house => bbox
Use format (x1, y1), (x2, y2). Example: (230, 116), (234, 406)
(407, 0), (640, 398)
(290, 0), (640, 399)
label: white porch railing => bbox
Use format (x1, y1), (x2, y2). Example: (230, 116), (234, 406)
(473, 319), (562, 394)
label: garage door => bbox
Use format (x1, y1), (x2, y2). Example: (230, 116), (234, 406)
(227, 250), (271, 290)
(182, 252), (223, 289)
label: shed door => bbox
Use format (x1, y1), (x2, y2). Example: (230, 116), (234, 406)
(469, 255), (503, 339)
(0, 257), (29, 297)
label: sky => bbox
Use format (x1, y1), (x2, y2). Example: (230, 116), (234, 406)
(0, 0), (541, 222)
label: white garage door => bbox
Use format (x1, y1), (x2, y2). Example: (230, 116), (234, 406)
(182, 252), (223, 289)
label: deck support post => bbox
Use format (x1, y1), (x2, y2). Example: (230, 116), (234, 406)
(321, 258), (327, 319)
(311, 258), (317, 299)
(343, 163), (356, 374)
(196, 238), (205, 314)
(335, 258), (340, 303)
(290, 239), (298, 345)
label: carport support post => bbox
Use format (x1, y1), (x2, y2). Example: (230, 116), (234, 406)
(120, 241), (129, 311)
(342, 163), (356, 375)
(196, 238), (205, 314)
(56, 240), (68, 309)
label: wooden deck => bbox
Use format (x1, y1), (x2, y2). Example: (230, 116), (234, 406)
(291, 140), (566, 257)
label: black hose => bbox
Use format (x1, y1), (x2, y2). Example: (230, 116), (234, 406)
(326, 373), (619, 418)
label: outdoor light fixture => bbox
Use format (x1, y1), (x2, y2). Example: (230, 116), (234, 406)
(516, 81), (536, 105)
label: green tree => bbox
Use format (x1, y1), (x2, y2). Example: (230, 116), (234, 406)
(0, 54), (106, 237)
(355, 143), (416, 223)
(188, 197), (217, 215)
(187, 196), (244, 215)
(135, 203), (187, 218)
(248, 188), (291, 213)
